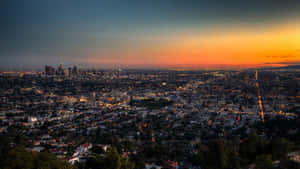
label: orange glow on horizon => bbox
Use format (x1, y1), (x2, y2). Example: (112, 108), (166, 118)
(86, 22), (300, 68)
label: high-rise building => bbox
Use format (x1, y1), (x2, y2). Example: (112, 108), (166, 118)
(64, 67), (70, 77)
(57, 64), (64, 76)
(78, 67), (82, 76)
(68, 67), (72, 77)
(72, 66), (78, 76)
(45, 65), (55, 75)
(59, 64), (63, 71)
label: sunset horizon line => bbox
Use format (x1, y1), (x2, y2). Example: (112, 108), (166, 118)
(1, 63), (299, 72)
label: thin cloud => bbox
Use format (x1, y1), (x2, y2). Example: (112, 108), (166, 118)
(265, 55), (295, 59)
(264, 61), (300, 66)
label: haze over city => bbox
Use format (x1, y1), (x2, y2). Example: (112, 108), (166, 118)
(1, 0), (300, 69)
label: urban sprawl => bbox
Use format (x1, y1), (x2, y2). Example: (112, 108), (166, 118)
(0, 65), (300, 169)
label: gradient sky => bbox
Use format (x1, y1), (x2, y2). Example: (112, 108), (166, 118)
(1, 0), (300, 68)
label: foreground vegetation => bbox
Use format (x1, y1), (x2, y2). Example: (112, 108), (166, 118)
(191, 134), (299, 169)
(0, 146), (76, 169)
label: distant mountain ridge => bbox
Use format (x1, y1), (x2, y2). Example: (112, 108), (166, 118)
(262, 65), (300, 70)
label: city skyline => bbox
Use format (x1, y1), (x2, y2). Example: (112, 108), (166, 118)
(1, 0), (300, 69)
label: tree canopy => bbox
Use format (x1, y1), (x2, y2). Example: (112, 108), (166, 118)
(0, 146), (76, 169)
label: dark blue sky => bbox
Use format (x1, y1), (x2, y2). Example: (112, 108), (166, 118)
(1, 0), (300, 68)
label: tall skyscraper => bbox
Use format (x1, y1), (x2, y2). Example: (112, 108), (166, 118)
(45, 65), (55, 75)
(68, 67), (72, 77)
(57, 64), (64, 76)
(72, 66), (78, 76)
